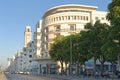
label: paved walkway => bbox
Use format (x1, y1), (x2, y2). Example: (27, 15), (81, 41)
(0, 72), (8, 80)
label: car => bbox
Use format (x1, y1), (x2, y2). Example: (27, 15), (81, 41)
(18, 71), (24, 74)
(23, 71), (30, 75)
(86, 69), (93, 76)
(115, 70), (120, 78)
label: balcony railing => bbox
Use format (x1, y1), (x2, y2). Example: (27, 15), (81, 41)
(48, 28), (81, 33)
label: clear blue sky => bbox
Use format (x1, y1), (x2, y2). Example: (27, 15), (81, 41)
(0, 0), (111, 68)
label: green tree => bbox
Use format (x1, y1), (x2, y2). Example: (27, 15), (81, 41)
(49, 36), (67, 75)
(80, 21), (110, 76)
(69, 34), (88, 76)
(107, 0), (120, 25)
(102, 0), (120, 71)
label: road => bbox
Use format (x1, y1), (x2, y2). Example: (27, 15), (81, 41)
(5, 73), (120, 80)
(6, 73), (60, 80)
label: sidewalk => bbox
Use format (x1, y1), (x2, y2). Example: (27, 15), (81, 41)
(35, 74), (120, 80)
(0, 72), (8, 80)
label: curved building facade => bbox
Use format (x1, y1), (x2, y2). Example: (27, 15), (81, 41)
(42, 4), (109, 53)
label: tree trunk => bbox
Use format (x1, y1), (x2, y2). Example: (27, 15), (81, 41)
(111, 62), (114, 80)
(93, 57), (97, 77)
(60, 61), (64, 75)
(76, 62), (80, 76)
(65, 62), (67, 75)
(100, 62), (104, 77)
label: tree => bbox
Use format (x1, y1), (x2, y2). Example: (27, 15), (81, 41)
(69, 34), (89, 76)
(49, 36), (67, 75)
(80, 21), (110, 76)
(102, 0), (120, 71)
(107, 0), (120, 26)
(106, 0), (120, 54)
(49, 34), (89, 76)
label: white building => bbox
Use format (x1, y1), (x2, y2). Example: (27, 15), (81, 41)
(42, 4), (109, 53)
(7, 26), (37, 73)
(24, 26), (32, 47)
(38, 4), (111, 74)
(8, 4), (120, 75)
(7, 55), (17, 73)
(33, 20), (42, 58)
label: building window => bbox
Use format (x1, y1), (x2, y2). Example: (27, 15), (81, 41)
(29, 44), (32, 47)
(62, 16), (64, 20)
(56, 17), (58, 21)
(74, 16), (76, 20)
(59, 17), (61, 20)
(29, 60), (32, 63)
(24, 62), (26, 64)
(101, 17), (105, 20)
(86, 16), (88, 20)
(55, 25), (61, 31)
(27, 28), (30, 32)
(54, 18), (55, 21)
(24, 54), (26, 56)
(83, 16), (86, 20)
(69, 24), (76, 31)
(29, 55), (32, 58)
(81, 16), (83, 20)
(95, 17), (99, 20)
(65, 16), (67, 20)
(68, 16), (70, 20)
(24, 48), (26, 51)
(29, 50), (32, 53)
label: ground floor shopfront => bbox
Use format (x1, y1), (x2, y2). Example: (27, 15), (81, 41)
(31, 58), (118, 76)
(31, 58), (57, 75)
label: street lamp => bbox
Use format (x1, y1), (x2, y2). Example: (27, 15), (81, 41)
(70, 36), (72, 76)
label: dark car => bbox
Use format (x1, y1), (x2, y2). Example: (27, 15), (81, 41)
(115, 70), (120, 78)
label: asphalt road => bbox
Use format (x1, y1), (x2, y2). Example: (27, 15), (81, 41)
(5, 73), (120, 80)
(6, 73), (60, 80)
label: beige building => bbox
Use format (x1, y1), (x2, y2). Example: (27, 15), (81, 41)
(41, 4), (109, 54)
(38, 4), (110, 74)
(24, 26), (32, 47)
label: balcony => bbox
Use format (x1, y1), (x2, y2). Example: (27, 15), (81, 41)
(48, 28), (81, 34)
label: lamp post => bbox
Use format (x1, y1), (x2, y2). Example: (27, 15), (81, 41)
(70, 36), (72, 76)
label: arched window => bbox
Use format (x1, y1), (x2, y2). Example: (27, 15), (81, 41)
(56, 17), (58, 21)
(54, 18), (55, 21)
(74, 16), (76, 20)
(59, 17), (61, 20)
(27, 28), (30, 32)
(62, 16), (64, 20)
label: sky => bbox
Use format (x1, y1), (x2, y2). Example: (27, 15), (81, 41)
(0, 0), (111, 68)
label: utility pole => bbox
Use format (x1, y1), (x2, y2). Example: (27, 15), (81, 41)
(70, 36), (72, 77)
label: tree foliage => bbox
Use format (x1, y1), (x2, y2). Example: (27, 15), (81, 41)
(107, 0), (120, 25)
(82, 21), (109, 75)
(102, 0), (120, 65)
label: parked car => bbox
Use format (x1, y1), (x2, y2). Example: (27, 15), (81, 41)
(86, 69), (93, 76)
(18, 71), (24, 74)
(23, 71), (30, 75)
(114, 70), (120, 78)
